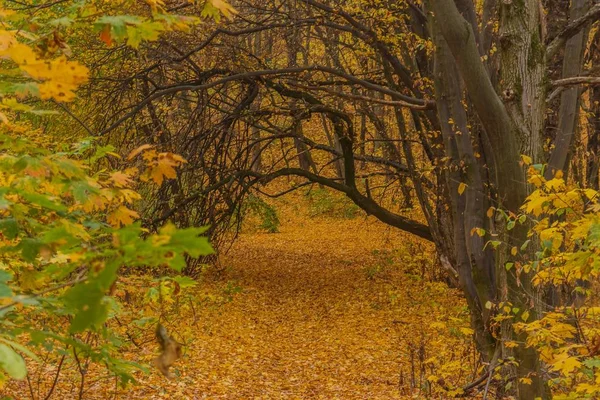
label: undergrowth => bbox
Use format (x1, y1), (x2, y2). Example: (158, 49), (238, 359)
(305, 188), (362, 219)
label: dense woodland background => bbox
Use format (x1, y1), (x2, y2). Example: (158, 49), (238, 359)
(2, 0), (600, 399)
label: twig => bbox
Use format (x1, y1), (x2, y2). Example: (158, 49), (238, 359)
(52, 100), (94, 136)
(482, 363), (496, 399)
(26, 373), (35, 400)
(43, 353), (66, 400)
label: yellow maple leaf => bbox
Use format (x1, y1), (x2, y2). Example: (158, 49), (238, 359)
(571, 218), (594, 241)
(149, 152), (186, 185)
(545, 178), (565, 192)
(107, 205), (139, 227)
(142, 149), (158, 163)
(110, 171), (132, 188)
(522, 192), (549, 216)
(81, 193), (108, 213)
(10, 50), (89, 102)
(118, 189), (142, 204)
(458, 182), (467, 195)
(459, 327), (474, 336)
(520, 154), (532, 165)
(551, 353), (581, 375)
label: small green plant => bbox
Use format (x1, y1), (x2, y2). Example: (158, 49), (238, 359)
(243, 194), (280, 233)
(364, 264), (384, 280)
(306, 188), (361, 219)
(221, 281), (243, 302)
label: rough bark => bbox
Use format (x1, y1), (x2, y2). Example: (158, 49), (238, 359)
(429, 0), (547, 397)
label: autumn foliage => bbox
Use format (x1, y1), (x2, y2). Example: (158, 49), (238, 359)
(1, 1), (600, 399)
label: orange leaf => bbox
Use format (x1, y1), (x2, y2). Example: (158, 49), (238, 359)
(109, 171), (132, 188)
(149, 153), (186, 185)
(100, 24), (112, 46)
(107, 205), (139, 227)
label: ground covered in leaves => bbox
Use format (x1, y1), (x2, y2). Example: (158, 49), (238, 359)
(6, 199), (476, 399)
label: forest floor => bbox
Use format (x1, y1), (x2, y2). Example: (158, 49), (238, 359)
(6, 196), (476, 399)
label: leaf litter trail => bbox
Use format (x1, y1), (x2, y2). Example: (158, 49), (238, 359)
(132, 215), (468, 399)
(7, 213), (468, 399)
(198, 218), (406, 398)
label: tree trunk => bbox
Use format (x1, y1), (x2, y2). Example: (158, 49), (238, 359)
(428, 0), (548, 397)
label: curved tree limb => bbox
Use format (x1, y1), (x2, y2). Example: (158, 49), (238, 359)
(153, 168), (433, 241)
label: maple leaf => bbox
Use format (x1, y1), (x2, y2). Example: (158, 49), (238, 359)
(126, 21), (164, 49)
(519, 377), (532, 385)
(142, 149), (158, 162)
(149, 152), (186, 185)
(117, 189), (142, 204)
(13, 54), (89, 102)
(522, 192), (549, 216)
(202, 0), (238, 21)
(520, 154), (532, 165)
(551, 352), (582, 375)
(109, 171), (132, 188)
(107, 205), (139, 227)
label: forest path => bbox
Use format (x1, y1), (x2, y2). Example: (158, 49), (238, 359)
(4, 213), (470, 400)
(143, 216), (436, 399)
(119, 213), (468, 400)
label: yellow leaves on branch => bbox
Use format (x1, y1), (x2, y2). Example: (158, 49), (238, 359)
(128, 145), (186, 185)
(520, 154), (532, 166)
(522, 175), (598, 217)
(551, 351), (582, 376)
(0, 38), (89, 102)
(539, 227), (564, 250)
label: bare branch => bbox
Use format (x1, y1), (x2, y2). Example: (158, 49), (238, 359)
(552, 76), (600, 86)
(547, 3), (600, 59)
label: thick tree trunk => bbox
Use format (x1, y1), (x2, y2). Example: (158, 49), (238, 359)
(432, 26), (496, 359)
(497, 2), (549, 398)
(428, 0), (548, 397)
